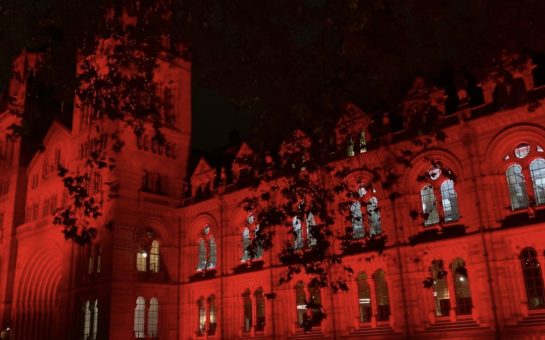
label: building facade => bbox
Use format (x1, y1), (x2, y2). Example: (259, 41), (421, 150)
(3, 43), (545, 340)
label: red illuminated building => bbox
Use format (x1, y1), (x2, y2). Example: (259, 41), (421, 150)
(4, 29), (545, 340)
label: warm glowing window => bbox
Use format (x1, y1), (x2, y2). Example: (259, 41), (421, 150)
(198, 298), (206, 336)
(83, 299), (98, 340)
(196, 296), (218, 336)
(208, 295), (217, 336)
(134, 297), (146, 338)
(149, 240), (160, 273)
(520, 248), (545, 310)
(148, 297), (159, 338)
(506, 164), (529, 210)
(373, 269), (390, 321)
(136, 237), (160, 273)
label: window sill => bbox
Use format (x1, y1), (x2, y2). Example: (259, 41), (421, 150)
(190, 269), (217, 282)
(234, 260), (264, 274)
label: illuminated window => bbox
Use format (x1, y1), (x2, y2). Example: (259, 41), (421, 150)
(148, 297), (159, 338)
(208, 295), (217, 336)
(421, 184), (440, 226)
(530, 158), (545, 205)
(440, 180), (459, 222)
(197, 298), (206, 336)
(373, 269), (390, 321)
(136, 238), (160, 273)
(451, 258), (472, 315)
(431, 260), (450, 317)
(149, 240), (160, 273)
(357, 273), (372, 323)
(242, 227), (251, 262)
(295, 282), (307, 327)
(506, 164), (529, 210)
(83, 299), (98, 340)
(134, 297), (146, 338)
(242, 214), (264, 262)
(520, 248), (545, 310)
(306, 212), (317, 246)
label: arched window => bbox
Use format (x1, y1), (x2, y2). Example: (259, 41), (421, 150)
(293, 217), (303, 249)
(136, 237), (160, 273)
(308, 285), (322, 326)
(421, 184), (440, 226)
(243, 290), (252, 332)
(82, 299), (98, 339)
(451, 258), (472, 315)
(208, 295), (217, 335)
(92, 299), (98, 339)
(530, 158), (545, 205)
(198, 298), (206, 336)
(208, 237), (217, 269)
(148, 297), (159, 338)
(295, 281), (307, 327)
(83, 300), (91, 339)
(374, 269), (390, 321)
(441, 180), (459, 222)
(357, 273), (371, 323)
(197, 239), (207, 271)
(134, 297), (146, 338)
(506, 164), (529, 210)
(255, 288), (266, 331)
(307, 212), (317, 246)
(520, 248), (545, 310)
(431, 260), (450, 317)
(242, 227), (251, 262)
(351, 201), (364, 239)
(367, 196), (381, 235)
(197, 226), (217, 271)
(149, 240), (160, 273)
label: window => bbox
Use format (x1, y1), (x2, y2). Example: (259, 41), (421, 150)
(515, 143), (531, 159)
(507, 164), (529, 209)
(373, 269), (390, 321)
(255, 288), (266, 331)
(196, 296), (218, 336)
(530, 158), (545, 205)
(295, 282), (322, 328)
(243, 290), (252, 332)
(83, 299), (98, 340)
(136, 237), (160, 273)
(351, 201), (364, 239)
(357, 273), (372, 323)
(421, 184), (440, 226)
(196, 226), (217, 271)
(440, 180), (459, 222)
(367, 197), (381, 235)
(148, 297), (159, 338)
(520, 248), (545, 310)
(451, 258), (472, 315)
(431, 260), (450, 317)
(141, 171), (166, 195)
(241, 214), (264, 262)
(134, 297), (146, 338)
(293, 217), (303, 249)
(292, 211), (318, 249)
(306, 212), (317, 246)
(350, 185), (381, 238)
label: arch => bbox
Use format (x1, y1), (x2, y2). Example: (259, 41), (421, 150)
(506, 164), (529, 209)
(451, 258), (472, 315)
(519, 247), (545, 310)
(484, 123), (545, 171)
(134, 297), (146, 338)
(440, 179), (459, 222)
(404, 148), (465, 190)
(421, 184), (440, 226)
(530, 158), (545, 205)
(373, 269), (390, 321)
(357, 273), (371, 323)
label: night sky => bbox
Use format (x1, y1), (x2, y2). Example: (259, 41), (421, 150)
(3, 0), (545, 152)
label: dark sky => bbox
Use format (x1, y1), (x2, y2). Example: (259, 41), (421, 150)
(3, 0), (545, 152)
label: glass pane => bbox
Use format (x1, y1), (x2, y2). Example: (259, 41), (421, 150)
(351, 201), (364, 239)
(367, 197), (381, 235)
(374, 270), (390, 321)
(506, 164), (529, 209)
(530, 159), (545, 205)
(357, 273), (372, 323)
(431, 261), (450, 317)
(452, 258), (472, 315)
(421, 185), (440, 226)
(520, 248), (545, 310)
(441, 180), (459, 222)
